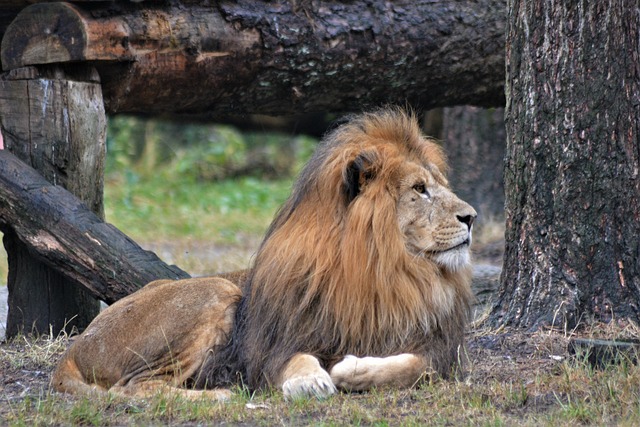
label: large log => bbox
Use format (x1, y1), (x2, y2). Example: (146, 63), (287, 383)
(1, 0), (506, 117)
(0, 149), (190, 305)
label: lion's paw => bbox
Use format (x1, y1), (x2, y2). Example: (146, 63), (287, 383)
(330, 355), (378, 390)
(282, 371), (337, 400)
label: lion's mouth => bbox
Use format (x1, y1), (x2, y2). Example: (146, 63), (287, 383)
(429, 239), (470, 255)
(446, 239), (471, 252)
(426, 238), (472, 271)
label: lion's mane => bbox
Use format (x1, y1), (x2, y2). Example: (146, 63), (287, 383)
(200, 108), (473, 390)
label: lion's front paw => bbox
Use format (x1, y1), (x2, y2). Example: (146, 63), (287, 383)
(282, 371), (337, 400)
(330, 355), (373, 390)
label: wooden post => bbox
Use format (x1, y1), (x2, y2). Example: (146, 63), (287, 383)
(0, 65), (105, 337)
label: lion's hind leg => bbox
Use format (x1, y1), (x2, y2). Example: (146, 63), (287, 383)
(109, 381), (231, 401)
(51, 354), (231, 401)
(51, 357), (109, 397)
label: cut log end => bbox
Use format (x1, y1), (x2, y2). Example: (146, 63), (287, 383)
(1, 3), (86, 70)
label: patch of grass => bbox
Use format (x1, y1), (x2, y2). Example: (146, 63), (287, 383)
(104, 172), (293, 244)
(3, 333), (67, 371)
(102, 170), (295, 275)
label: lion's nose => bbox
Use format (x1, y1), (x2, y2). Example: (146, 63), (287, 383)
(457, 214), (476, 230)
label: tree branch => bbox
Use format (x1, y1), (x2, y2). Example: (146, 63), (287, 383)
(0, 149), (190, 304)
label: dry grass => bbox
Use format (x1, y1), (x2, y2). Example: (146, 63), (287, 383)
(3, 320), (640, 426)
(137, 237), (259, 277)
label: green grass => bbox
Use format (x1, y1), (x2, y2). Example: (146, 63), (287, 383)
(4, 351), (640, 426)
(4, 318), (640, 425)
(103, 169), (296, 275)
(104, 171), (293, 243)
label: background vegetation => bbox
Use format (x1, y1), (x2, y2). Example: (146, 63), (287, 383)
(105, 116), (316, 241)
(0, 116), (317, 280)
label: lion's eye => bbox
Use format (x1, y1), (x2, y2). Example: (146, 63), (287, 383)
(413, 183), (430, 197)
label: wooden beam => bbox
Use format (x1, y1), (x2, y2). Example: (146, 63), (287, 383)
(1, 0), (506, 117)
(0, 149), (190, 305)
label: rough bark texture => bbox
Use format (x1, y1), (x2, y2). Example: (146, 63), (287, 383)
(2, 0), (506, 117)
(0, 149), (190, 305)
(442, 106), (505, 224)
(0, 66), (108, 337)
(491, 0), (640, 329)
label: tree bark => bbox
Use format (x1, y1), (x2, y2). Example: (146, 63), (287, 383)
(491, 0), (640, 329)
(1, 0), (506, 117)
(442, 106), (505, 224)
(0, 149), (190, 305)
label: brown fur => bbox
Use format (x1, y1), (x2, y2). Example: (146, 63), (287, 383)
(51, 108), (476, 400)
(51, 277), (240, 399)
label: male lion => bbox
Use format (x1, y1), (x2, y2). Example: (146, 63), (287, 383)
(51, 108), (477, 400)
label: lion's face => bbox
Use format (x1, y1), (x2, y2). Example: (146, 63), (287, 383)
(396, 161), (476, 272)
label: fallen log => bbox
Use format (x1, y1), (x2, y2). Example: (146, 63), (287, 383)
(2, 0), (506, 117)
(0, 149), (190, 304)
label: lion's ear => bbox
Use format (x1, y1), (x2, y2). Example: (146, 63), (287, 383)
(343, 150), (379, 204)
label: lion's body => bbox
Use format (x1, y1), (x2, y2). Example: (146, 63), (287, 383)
(51, 277), (240, 399)
(52, 108), (477, 400)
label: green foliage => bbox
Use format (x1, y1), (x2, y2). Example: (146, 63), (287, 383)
(106, 115), (146, 170)
(106, 115), (317, 182)
(172, 126), (247, 181)
(103, 116), (319, 247)
(105, 172), (293, 243)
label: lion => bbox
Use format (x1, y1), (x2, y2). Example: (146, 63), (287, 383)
(51, 108), (477, 400)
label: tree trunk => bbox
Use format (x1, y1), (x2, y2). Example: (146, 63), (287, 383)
(0, 65), (106, 337)
(0, 149), (190, 305)
(1, 0), (506, 117)
(442, 106), (506, 225)
(491, 0), (640, 329)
